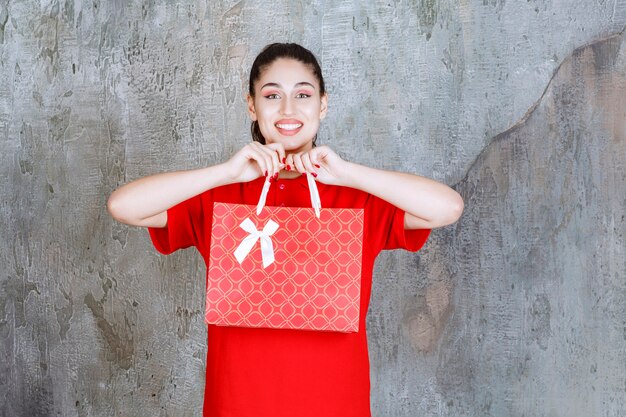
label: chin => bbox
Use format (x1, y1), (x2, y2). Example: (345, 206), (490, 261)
(269, 135), (315, 152)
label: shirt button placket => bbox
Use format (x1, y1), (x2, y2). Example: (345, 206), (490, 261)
(278, 182), (286, 207)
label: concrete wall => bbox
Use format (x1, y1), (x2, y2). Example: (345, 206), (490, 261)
(1, 1), (625, 416)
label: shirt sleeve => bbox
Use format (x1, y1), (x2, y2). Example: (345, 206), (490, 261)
(366, 194), (431, 253)
(382, 205), (431, 252)
(147, 192), (209, 255)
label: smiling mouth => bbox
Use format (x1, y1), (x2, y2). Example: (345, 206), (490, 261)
(275, 123), (303, 130)
(275, 121), (304, 136)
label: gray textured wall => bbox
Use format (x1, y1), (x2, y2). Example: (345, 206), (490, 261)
(1, 1), (625, 416)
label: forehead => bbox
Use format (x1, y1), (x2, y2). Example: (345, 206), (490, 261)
(257, 58), (319, 89)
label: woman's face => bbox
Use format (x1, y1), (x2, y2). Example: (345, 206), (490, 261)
(247, 58), (328, 153)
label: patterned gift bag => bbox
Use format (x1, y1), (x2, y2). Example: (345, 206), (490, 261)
(206, 175), (364, 332)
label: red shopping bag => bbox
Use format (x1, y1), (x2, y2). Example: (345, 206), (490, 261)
(205, 175), (364, 332)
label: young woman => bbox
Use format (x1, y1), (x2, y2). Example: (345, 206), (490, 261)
(108, 43), (463, 417)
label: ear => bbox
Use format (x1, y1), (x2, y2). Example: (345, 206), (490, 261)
(319, 93), (328, 120)
(246, 94), (257, 121)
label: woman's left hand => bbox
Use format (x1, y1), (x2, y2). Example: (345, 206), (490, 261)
(288, 145), (464, 229)
(286, 145), (349, 186)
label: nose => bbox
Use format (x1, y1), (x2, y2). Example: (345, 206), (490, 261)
(281, 96), (295, 116)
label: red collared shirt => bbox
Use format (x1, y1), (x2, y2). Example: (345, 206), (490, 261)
(148, 174), (430, 417)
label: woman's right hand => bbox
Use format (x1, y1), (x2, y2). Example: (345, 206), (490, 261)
(224, 142), (286, 183)
(108, 142), (286, 227)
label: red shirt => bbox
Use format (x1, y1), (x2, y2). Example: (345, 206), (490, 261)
(148, 174), (430, 417)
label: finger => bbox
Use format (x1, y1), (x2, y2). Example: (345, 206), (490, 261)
(245, 143), (271, 177)
(291, 152), (307, 175)
(265, 143), (286, 169)
(310, 146), (325, 167)
(259, 143), (284, 178)
(251, 142), (279, 178)
(284, 153), (295, 172)
(301, 152), (317, 177)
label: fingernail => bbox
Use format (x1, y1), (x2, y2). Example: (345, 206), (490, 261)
(282, 157), (286, 164)
(264, 171), (268, 177)
(311, 172), (318, 178)
(314, 164), (321, 169)
(301, 173), (306, 176)
(286, 165), (291, 171)
(273, 173), (278, 179)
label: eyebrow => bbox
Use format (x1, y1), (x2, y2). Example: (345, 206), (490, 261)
(260, 82), (316, 90)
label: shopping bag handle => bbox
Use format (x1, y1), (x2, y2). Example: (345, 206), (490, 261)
(256, 173), (321, 218)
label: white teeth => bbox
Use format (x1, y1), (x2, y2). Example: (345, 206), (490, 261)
(276, 123), (302, 130)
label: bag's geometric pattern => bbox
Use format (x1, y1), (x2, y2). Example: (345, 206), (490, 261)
(207, 202), (364, 332)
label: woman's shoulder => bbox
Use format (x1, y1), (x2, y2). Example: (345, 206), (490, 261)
(195, 177), (266, 204)
(317, 182), (372, 208)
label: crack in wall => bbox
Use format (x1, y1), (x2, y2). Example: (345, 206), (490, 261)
(452, 25), (626, 191)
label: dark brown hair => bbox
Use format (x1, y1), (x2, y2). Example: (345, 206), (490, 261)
(248, 43), (326, 145)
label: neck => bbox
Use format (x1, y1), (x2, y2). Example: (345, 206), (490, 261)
(278, 170), (304, 179)
(286, 144), (314, 154)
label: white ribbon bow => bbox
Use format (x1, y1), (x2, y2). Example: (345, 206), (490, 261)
(233, 218), (279, 268)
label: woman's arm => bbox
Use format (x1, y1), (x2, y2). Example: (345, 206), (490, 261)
(107, 143), (287, 227)
(288, 145), (463, 229)
(341, 162), (464, 229)
(107, 163), (233, 227)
